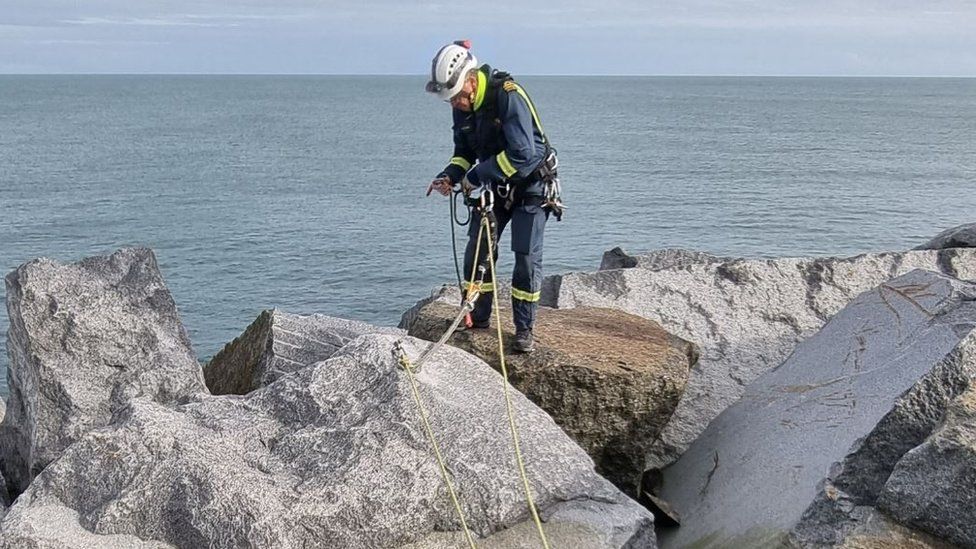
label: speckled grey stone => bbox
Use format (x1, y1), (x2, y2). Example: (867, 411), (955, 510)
(837, 507), (958, 548)
(1, 248), (207, 496)
(879, 384), (976, 548)
(654, 270), (976, 549)
(0, 334), (655, 548)
(0, 396), (7, 510)
(0, 504), (174, 548)
(599, 248), (728, 271)
(205, 309), (404, 394)
(914, 223), (976, 250)
(551, 248), (976, 468)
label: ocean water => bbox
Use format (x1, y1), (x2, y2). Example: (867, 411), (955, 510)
(1, 75), (975, 394)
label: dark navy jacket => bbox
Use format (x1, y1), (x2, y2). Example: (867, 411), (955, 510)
(438, 65), (548, 196)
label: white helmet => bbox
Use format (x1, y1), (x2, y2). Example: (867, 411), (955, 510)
(426, 40), (478, 101)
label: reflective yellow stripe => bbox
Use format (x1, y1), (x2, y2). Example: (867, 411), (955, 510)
(496, 151), (517, 177)
(511, 287), (541, 303)
(465, 280), (494, 293)
(509, 83), (545, 137)
(450, 156), (471, 171)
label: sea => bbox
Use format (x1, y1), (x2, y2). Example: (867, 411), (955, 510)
(1, 75), (974, 395)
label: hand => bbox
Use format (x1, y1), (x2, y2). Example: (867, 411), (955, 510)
(426, 177), (452, 197)
(460, 175), (477, 196)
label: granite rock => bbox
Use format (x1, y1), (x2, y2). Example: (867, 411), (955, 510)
(836, 507), (957, 549)
(599, 248), (728, 272)
(0, 248), (206, 495)
(653, 270), (976, 548)
(551, 248), (976, 468)
(407, 301), (696, 497)
(915, 223), (976, 250)
(0, 334), (655, 548)
(879, 384), (976, 548)
(204, 309), (404, 394)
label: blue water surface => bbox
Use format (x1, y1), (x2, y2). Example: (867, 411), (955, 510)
(1, 75), (975, 394)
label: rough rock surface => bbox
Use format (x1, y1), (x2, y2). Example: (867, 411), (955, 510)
(0, 334), (655, 548)
(0, 248), (207, 495)
(204, 309), (404, 394)
(879, 384), (976, 548)
(551, 247), (976, 468)
(654, 270), (976, 549)
(407, 301), (696, 498)
(0, 504), (175, 548)
(0, 397), (6, 517)
(836, 508), (958, 549)
(915, 223), (976, 250)
(600, 248), (728, 271)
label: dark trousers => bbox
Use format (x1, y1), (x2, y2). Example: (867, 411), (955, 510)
(463, 200), (548, 331)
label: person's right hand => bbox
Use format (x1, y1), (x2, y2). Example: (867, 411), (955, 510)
(426, 177), (453, 197)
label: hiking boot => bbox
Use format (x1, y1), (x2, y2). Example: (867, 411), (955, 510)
(513, 329), (534, 353)
(457, 316), (490, 331)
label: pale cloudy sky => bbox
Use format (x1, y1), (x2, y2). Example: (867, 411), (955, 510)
(2, 0), (975, 75)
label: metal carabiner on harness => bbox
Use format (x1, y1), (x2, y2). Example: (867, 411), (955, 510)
(466, 185), (494, 212)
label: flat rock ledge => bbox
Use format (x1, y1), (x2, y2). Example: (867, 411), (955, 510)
(0, 334), (655, 549)
(655, 270), (976, 548)
(549, 247), (976, 469)
(405, 301), (697, 498)
(204, 309), (404, 394)
(0, 248), (207, 496)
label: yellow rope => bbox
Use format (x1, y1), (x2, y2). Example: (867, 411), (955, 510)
(467, 218), (485, 297)
(395, 346), (479, 549)
(483, 217), (551, 549)
(392, 210), (548, 549)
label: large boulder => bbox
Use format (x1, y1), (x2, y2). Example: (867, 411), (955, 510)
(406, 301), (696, 498)
(0, 334), (655, 548)
(550, 247), (976, 468)
(204, 309), (404, 394)
(879, 384), (976, 548)
(0, 248), (207, 495)
(654, 270), (976, 548)
(914, 222), (976, 250)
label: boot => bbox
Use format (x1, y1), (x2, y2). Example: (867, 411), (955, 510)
(514, 329), (534, 353)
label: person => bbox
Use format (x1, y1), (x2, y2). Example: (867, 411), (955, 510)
(425, 40), (554, 353)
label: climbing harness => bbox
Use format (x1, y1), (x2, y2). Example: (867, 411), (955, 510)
(396, 188), (550, 548)
(535, 147), (564, 221)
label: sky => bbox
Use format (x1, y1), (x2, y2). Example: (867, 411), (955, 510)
(2, 1), (975, 76)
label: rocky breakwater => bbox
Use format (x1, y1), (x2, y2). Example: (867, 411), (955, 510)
(656, 269), (976, 548)
(548, 246), (976, 469)
(404, 301), (697, 499)
(0, 248), (656, 548)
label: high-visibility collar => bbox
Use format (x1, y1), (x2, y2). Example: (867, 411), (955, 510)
(472, 69), (487, 112)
